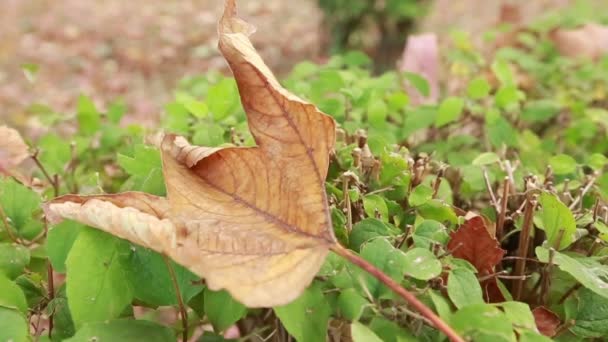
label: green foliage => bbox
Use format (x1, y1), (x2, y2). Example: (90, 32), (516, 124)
(2, 4), (608, 340)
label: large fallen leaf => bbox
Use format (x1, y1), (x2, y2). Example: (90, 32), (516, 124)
(532, 307), (560, 337)
(45, 0), (336, 308)
(0, 126), (29, 175)
(550, 23), (608, 61)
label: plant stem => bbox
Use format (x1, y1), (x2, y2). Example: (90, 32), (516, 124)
(512, 197), (537, 301)
(331, 243), (465, 342)
(496, 176), (510, 242)
(163, 256), (188, 342)
(31, 149), (59, 197)
(47, 262), (55, 338)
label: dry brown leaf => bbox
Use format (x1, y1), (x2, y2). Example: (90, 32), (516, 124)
(532, 306), (561, 337)
(0, 125), (30, 174)
(45, 0), (336, 307)
(447, 216), (505, 273)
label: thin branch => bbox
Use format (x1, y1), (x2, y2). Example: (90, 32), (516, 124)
(47, 262), (55, 338)
(342, 176), (353, 233)
(31, 149), (59, 197)
(482, 167), (499, 212)
(163, 256), (188, 342)
(331, 244), (465, 342)
(569, 174), (597, 210)
(496, 176), (510, 242)
(512, 197), (537, 301)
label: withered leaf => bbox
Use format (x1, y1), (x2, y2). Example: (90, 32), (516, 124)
(550, 23), (608, 61)
(532, 306), (561, 337)
(45, 0), (336, 307)
(0, 125), (29, 175)
(447, 216), (505, 273)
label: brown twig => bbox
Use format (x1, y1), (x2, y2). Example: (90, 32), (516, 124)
(512, 197), (537, 300)
(568, 174), (597, 210)
(31, 149), (59, 197)
(496, 177), (510, 242)
(47, 262), (55, 338)
(331, 243), (465, 342)
(482, 167), (499, 212)
(342, 176), (353, 233)
(163, 256), (188, 342)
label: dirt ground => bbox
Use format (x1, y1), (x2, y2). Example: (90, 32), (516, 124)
(1, 0), (603, 129)
(0, 0), (322, 127)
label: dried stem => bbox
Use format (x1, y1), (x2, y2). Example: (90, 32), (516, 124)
(31, 149), (59, 197)
(47, 262), (55, 338)
(496, 177), (510, 242)
(540, 248), (555, 306)
(163, 256), (188, 342)
(512, 197), (537, 300)
(482, 167), (499, 212)
(331, 244), (464, 342)
(342, 176), (353, 233)
(569, 174), (597, 210)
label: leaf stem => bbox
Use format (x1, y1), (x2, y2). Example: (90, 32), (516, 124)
(47, 262), (55, 338)
(163, 256), (188, 342)
(330, 243), (465, 342)
(496, 176), (510, 242)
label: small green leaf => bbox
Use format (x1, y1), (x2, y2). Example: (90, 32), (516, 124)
(0, 274), (27, 313)
(538, 192), (577, 250)
(447, 268), (484, 309)
(451, 303), (515, 341)
(363, 195), (389, 222)
(125, 246), (203, 307)
(369, 317), (417, 341)
(495, 85), (520, 109)
(409, 184), (433, 207)
(275, 282), (330, 342)
(349, 218), (400, 251)
(417, 200), (458, 225)
(549, 154), (577, 175)
(204, 289), (247, 332)
(536, 247), (608, 299)
(499, 302), (536, 331)
(0, 243), (30, 280)
(467, 77), (491, 99)
(21, 63), (39, 83)
(403, 72), (430, 97)
(337, 288), (368, 321)
(588, 153), (608, 171)
(0, 178), (43, 240)
(66, 319), (174, 342)
(492, 60), (516, 86)
(472, 152), (500, 166)
(0, 307), (29, 342)
(436, 97), (465, 127)
(353, 238), (407, 298)
(66, 229), (133, 327)
(351, 321), (383, 342)
(571, 288), (608, 338)
(412, 220), (449, 249)
(207, 78), (238, 121)
(402, 248), (442, 280)
(47, 221), (83, 273)
(76, 95), (101, 135)
(367, 97), (388, 128)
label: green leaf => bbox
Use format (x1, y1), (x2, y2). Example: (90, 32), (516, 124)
(337, 288), (368, 321)
(369, 317), (417, 341)
(0, 177), (43, 240)
(521, 100), (560, 123)
(49, 290), (76, 341)
(363, 195), (389, 222)
(495, 85), (520, 109)
(351, 321), (383, 342)
(472, 152), (500, 166)
(353, 238), (407, 298)
(549, 154), (577, 175)
(417, 200), (458, 225)
(451, 303), (515, 342)
(117, 144), (165, 195)
(467, 77), (491, 99)
(47, 221), (83, 273)
(207, 78), (238, 121)
(536, 247), (608, 299)
(402, 248), (442, 280)
(518, 331), (553, 342)
(498, 302), (536, 331)
(275, 282), (330, 342)
(409, 184), (433, 207)
(107, 101), (126, 124)
(447, 268), (484, 309)
(192, 123), (225, 147)
(588, 153), (608, 171)
(66, 319), (174, 342)
(571, 288), (608, 338)
(367, 97), (388, 128)
(37, 133), (71, 175)
(204, 289), (247, 332)
(0, 274), (27, 313)
(183, 99), (209, 118)
(0, 243), (30, 280)
(77, 95), (101, 135)
(492, 60), (516, 86)
(349, 218), (400, 252)
(538, 192), (577, 250)
(436, 97), (465, 127)
(125, 246), (203, 307)
(403, 72), (430, 97)
(21, 63), (39, 83)
(343, 51), (372, 67)
(66, 229), (133, 327)
(412, 220), (449, 249)
(0, 307), (29, 342)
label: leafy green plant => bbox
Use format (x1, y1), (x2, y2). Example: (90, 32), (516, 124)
(1, 1), (608, 341)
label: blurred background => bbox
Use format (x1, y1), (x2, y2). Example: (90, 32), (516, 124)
(1, 0), (606, 128)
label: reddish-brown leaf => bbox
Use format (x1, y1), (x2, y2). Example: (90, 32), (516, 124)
(447, 216), (505, 273)
(532, 306), (561, 337)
